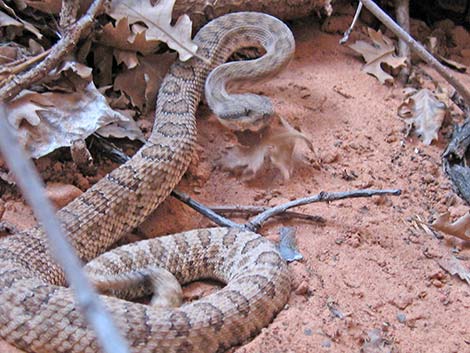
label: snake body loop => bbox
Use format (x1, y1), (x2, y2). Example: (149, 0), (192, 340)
(0, 12), (295, 353)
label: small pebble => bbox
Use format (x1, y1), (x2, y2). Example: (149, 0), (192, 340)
(422, 174), (434, 184)
(397, 312), (407, 323)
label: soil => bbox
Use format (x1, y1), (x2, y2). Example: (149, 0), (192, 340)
(1, 12), (470, 353)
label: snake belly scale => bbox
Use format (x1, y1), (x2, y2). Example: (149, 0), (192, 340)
(0, 12), (295, 353)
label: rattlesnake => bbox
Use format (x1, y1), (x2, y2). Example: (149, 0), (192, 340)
(0, 12), (295, 353)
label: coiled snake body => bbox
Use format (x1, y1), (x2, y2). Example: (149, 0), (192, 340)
(0, 12), (295, 353)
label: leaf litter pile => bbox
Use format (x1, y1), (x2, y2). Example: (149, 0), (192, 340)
(1, 1), (470, 353)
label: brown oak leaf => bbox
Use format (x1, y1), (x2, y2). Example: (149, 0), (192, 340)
(349, 28), (406, 84)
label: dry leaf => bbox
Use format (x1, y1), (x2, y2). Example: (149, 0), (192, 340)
(349, 28), (406, 84)
(398, 88), (446, 145)
(115, 49), (139, 69)
(114, 52), (175, 112)
(0, 8), (42, 39)
(24, 0), (62, 14)
(438, 255), (470, 285)
(6, 82), (143, 158)
(108, 0), (197, 61)
(99, 17), (160, 55)
(431, 212), (470, 241)
(23, 0), (93, 15)
(93, 45), (114, 87)
(223, 116), (314, 180)
(408, 214), (442, 238)
(5, 59), (144, 158)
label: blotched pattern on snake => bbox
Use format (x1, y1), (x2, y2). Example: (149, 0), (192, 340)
(0, 12), (295, 353)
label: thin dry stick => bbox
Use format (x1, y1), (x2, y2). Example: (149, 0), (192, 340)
(359, 0), (470, 105)
(395, 0), (410, 82)
(339, 1), (363, 44)
(172, 191), (326, 227)
(0, 49), (51, 77)
(171, 190), (244, 229)
(246, 188), (402, 232)
(211, 205), (325, 222)
(0, 104), (130, 353)
(0, 0), (105, 102)
(174, 189), (401, 232)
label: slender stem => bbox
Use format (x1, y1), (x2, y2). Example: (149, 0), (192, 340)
(211, 205), (325, 222)
(246, 189), (401, 232)
(395, 0), (410, 82)
(339, 1), (363, 44)
(171, 190), (244, 229)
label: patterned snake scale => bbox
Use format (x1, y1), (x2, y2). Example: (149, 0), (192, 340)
(0, 12), (295, 353)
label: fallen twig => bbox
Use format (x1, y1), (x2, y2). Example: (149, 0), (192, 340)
(395, 0), (410, 82)
(172, 191), (326, 227)
(359, 0), (470, 105)
(245, 188), (401, 232)
(0, 104), (129, 353)
(211, 205), (326, 223)
(339, 1), (363, 44)
(0, 0), (106, 102)
(171, 190), (244, 229)
(175, 189), (400, 233)
(0, 49), (51, 78)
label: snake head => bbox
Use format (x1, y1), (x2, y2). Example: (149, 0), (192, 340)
(217, 94), (275, 131)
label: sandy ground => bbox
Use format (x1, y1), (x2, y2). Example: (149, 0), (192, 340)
(1, 13), (470, 353)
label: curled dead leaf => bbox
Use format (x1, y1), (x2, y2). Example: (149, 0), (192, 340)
(0, 8), (42, 39)
(398, 88), (447, 145)
(431, 212), (470, 241)
(438, 255), (470, 285)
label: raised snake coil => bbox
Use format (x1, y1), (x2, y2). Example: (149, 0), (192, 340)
(0, 12), (295, 353)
